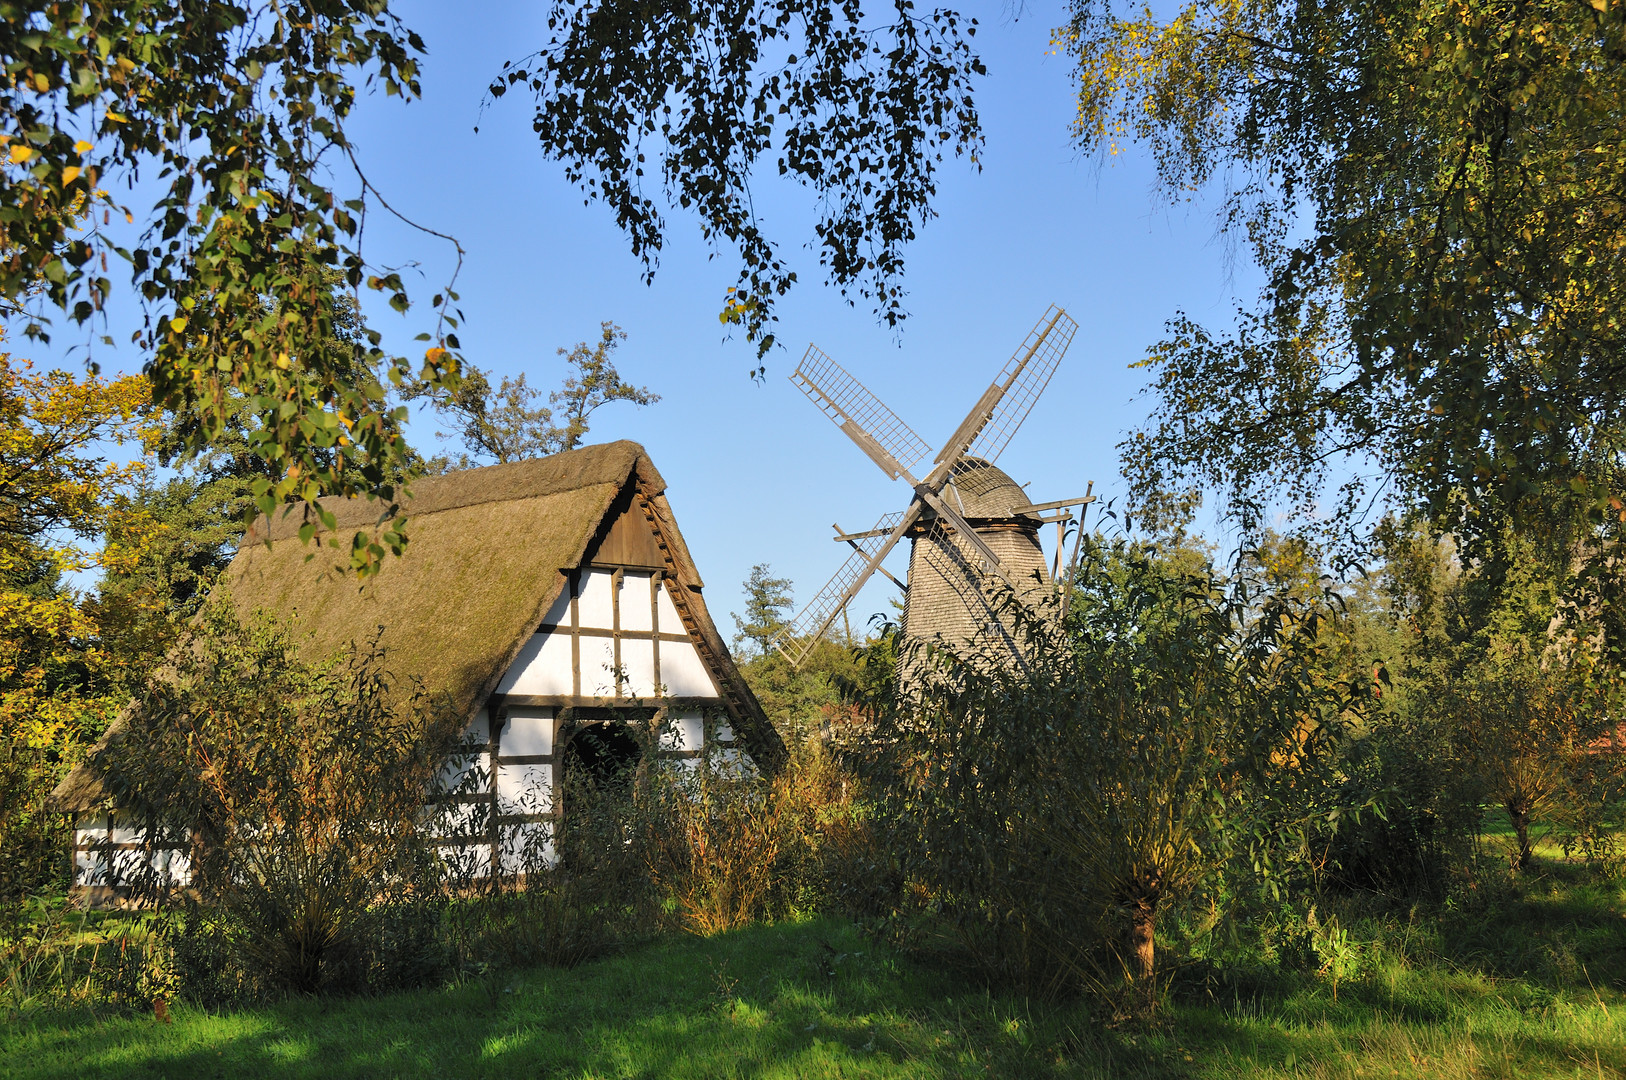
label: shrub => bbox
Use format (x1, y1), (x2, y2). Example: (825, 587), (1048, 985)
(1318, 714), (1475, 898)
(636, 732), (878, 935)
(101, 600), (459, 1002)
(860, 537), (1362, 1010)
(643, 762), (782, 936)
(447, 742), (660, 974)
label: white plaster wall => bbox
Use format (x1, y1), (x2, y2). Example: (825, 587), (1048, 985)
(431, 798), (493, 837)
(503, 707), (554, 756)
(661, 640), (720, 697)
(579, 635), (618, 697)
(439, 749), (489, 795)
(542, 586), (571, 627)
(619, 571), (653, 631)
(656, 582), (684, 634)
(496, 763), (553, 815)
(74, 840), (108, 887)
(495, 632), (574, 696)
(501, 822), (557, 873)
(149, 848), (190, 886)
(75, 820), (192, 888)
(577, 569), (616, 630)
(620, 638), (657, 698)
(660, 710), (704, 752)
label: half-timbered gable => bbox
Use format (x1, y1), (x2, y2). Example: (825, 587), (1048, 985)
(55, 440), (783, 894)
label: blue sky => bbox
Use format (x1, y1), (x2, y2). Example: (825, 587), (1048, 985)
(72, 3), (1265, 636)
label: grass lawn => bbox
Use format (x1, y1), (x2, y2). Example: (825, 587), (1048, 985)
(4, 865), (1625, 1079)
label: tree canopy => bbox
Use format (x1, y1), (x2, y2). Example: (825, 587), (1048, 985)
(0, 2), (472, 570)
(492, 0), (986, 356)
(0, 1), (983, 565)
(411, 322), (657, 468)
(1062, 0), (1626, 549)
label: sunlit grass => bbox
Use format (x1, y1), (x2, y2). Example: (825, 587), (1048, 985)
(4, 860), (1624, 1079)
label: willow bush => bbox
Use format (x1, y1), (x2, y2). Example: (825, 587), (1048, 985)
(101, 600), (461, 1002)
(862, 537), (1365, 1011)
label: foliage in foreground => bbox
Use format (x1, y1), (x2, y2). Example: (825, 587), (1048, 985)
(0, 348), (151, 917)
(863, 536), (1365, 1007)
(1065, 0), (1626, 548)
(15, 589), (866, 1007)
(99, 602), (461, 1000)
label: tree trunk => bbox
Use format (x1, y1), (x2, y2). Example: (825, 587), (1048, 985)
(1128, 898), (1157, 1014)
(1508, 799), (1534, 871)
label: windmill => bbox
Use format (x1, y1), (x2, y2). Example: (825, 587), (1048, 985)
(773, 305), (1096, 668)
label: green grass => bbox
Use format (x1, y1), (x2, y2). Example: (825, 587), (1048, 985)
(4, 865), (1625, 1079)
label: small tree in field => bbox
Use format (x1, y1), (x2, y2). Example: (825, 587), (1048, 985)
(732, 564), (794, 659)
(412, 322), (657, 469)
(1444, 647), (1594, 870)
(1395, 527), (1623, 872)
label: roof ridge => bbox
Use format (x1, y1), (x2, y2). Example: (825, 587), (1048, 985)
(249, 440), (660, 544)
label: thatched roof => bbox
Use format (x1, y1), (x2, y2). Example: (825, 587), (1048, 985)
(55, 441), (782, 810)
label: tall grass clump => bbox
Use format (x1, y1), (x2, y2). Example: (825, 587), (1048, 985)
(445, 720), (661, 975)
(638, 732), (877, 935)
(0, 895), (170, 1015)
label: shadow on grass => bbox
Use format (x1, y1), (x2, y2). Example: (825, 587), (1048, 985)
(6, 889), (1626, 1080)
(1, 920), (1169, 1080)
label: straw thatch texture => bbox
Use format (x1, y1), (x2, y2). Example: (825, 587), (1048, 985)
(55, 441), (783, 810)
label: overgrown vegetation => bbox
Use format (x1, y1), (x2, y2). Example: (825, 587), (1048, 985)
(3, 6), (1626, 1075)
(6, 515), (1622, 1049)
(101, 602), (460, 1001)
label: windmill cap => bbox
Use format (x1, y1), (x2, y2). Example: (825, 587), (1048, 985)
(945, 458), (1040, 522)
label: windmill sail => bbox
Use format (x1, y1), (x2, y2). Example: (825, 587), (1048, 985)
(773, 509), (909, 667)
(792, 346), (934, 481)
(965, 306), (1079, 465)
(779, 306), (1079, 670)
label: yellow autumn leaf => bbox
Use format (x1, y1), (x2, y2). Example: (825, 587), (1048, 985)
(8, 144), (32, 164)
(31, 73), (47, 92)
(61, 166), (81, 185)
(73, 140), (91, 154)
(169, 316), (187, 333)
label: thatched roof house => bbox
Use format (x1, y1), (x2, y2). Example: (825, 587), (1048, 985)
(57, 440), (783, 888)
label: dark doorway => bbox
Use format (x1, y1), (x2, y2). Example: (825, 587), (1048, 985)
(562, 719), (643, 791)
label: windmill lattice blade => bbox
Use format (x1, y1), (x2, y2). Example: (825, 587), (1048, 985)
(966, 305), (1079, 464)
(773, 510), (909, 667)
(792, 346), (933, 480)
